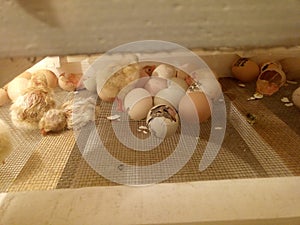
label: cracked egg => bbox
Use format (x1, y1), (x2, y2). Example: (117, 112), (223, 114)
(256, 62), (286, 96)
(146, 104), (179, 139)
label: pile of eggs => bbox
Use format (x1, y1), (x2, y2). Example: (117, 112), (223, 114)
(99, 63), (221, 139)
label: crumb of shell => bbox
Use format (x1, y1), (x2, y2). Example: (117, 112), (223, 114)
(253, 92), (263, 99)
(247, 97), (256, 101)
(238, 83), (246, 88)
(281, 97), (290, 103)
(142, 130), (148, 134)
(287, 80), (298, 85)
(107, 114), (121, 120)
(285, 103), (294, 107)
(138, 125), (148, 130)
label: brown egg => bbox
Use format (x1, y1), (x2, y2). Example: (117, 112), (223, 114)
(32, 69), (58, 88)
(231, 58), (260, 82)
(178, 91), (211, 123)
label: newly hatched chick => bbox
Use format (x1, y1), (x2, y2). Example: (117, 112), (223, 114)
(0, 119), (13, 164)
(62, 96), (95, 130)
(10, 85), (56, 129)
(39, 109), (67, 136)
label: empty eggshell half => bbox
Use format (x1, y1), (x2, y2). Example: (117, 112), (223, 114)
(146, 104), (179, 139)
(256, 62), (286, 96)
(231, 58), (260, 82)
(124, 88), (153, 121)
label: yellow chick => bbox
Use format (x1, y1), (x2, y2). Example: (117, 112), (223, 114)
(0, 119), (13, 164)
(39, 109), (67, 136)
(10, 86), (56, 129)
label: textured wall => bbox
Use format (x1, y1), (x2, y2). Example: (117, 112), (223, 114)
(0, 0), (300, 57)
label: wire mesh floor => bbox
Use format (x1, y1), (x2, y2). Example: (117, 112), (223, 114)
(0, 78), (299, 192)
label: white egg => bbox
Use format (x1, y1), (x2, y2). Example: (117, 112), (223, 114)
(124, 88), (153, 121)
(154, 87), (185, 110)
(152, 64), (176, 79)
(146, 104), (179, 139)
(144, 77), (168, 96)
(188, 79), (222, 101)
(292, 87), (300, 109)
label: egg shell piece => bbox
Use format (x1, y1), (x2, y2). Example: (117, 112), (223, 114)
(146, 104), (179, 139)
(154, 87), (185, 110)
(124, 88), (153, 121)
(152, 64), (176, 79)
(179, 91), (211, 123)
(292, 87), (300, 109)
(231, 58), (260, 82)
(7, 77), (30, 102)
(144, 77), (168, 96)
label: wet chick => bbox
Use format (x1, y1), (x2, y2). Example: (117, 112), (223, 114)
(39, 109), (67, 136)
(10, 86), (56, 129)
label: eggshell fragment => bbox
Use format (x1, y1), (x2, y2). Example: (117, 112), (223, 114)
(7, 77), (30, 102)
(231, 58), (260, 82)
(256, 62), (286, 96)
(292, 87), (300, 109)
(146, 104), (179, 139)
(124, 88), (153, 121)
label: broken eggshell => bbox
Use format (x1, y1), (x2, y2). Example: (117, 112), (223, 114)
(146, 104), (179, 139)
(256, 62), (286, 96)
(231, 58), (260, 82)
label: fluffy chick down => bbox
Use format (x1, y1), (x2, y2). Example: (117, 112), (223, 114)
(39, 109), (67, 135)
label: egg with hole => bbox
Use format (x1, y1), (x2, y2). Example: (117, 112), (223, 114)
(256, 61), (286, 96)
(292, 87), (300, 109)
(154, 87), (185, 110)
(178, 90), (211, 123)
(146, 104), (179, 139)
(144, 77), (168, 96)
(231, 58), (260, 82)
(152, 64), (176, 79)
(124, 88), (153, 121)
